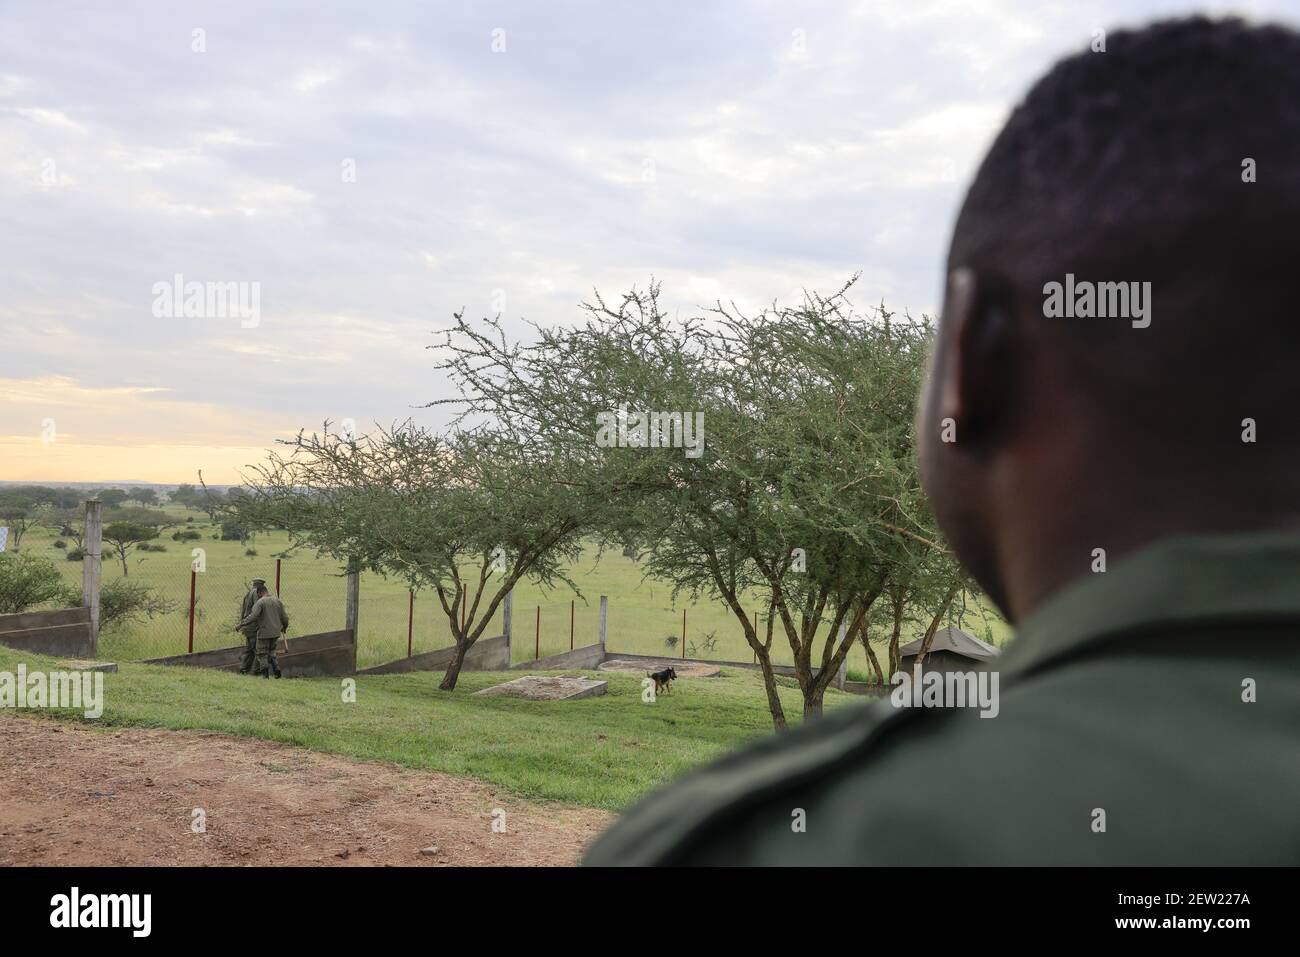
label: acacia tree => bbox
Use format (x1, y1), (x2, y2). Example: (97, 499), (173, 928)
(43, 507), (86, 549)
(102, 522), (159, 576)
(430, 286), (821, 717)
(95, 489), (129, 508)
(432, 278), (960, 726)
(731, 292), (935, 719)
(170, 483), (200, 509)
(225, 422), (595, 690)
(0, 493), (46, 551)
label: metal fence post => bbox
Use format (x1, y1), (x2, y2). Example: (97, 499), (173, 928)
(187, 568), (197, 654)
(82, 499), (102, 655)
(598, 595), (607, 653)
(681, 608), (687, 660)
(407, 588), (414, 657)
(275, 557), (282, 595)
(534, 605), (540, 660)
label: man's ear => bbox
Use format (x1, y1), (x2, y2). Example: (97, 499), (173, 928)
(939, 267), (1016, 446)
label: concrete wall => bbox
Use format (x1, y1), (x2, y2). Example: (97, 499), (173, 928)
(0, 606), (95, 658)
(357, 634), (510, 676)
(142, 628), (357, 678)
(510, 642), (606, 672)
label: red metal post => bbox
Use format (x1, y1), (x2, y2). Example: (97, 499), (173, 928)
(275, 558), (281, 595)
(407, 589), (414, 657)
(187, 569), (196, 654)
(535, 605), (540, 660)
(753, 610), (758, 664)
(461, 583), (467, 632)
(570, 599), (574, 650)
(682, 608), (687, 660)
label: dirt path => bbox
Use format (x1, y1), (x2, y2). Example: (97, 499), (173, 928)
(0, 715), (612, 866)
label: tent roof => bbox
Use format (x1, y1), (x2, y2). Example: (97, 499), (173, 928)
(898, 625), (1000, 661)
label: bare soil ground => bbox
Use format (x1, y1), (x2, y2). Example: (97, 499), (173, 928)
(0, 715), (612, 866)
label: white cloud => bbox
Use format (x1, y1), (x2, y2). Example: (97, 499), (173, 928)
(293, 69), (337, 93)
(7, 105), (88, 132)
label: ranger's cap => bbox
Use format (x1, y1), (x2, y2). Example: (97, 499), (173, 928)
(251, 578), (267, 586)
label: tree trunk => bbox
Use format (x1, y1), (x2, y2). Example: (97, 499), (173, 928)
(861, 634), (884, 684)
(718, 588), (787, 731)
(757, 656), (788, 731)
(439, 639), (471, 691)
(803, 688), (824, 720)
(911, 581), (960, 681)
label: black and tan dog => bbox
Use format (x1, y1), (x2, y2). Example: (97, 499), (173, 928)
(649, 666), (678, 695)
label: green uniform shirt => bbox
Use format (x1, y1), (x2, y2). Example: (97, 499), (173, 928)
(237, 595), (289, 642)
(584, 531), (1300, 865)
(239, 589), (259, 638)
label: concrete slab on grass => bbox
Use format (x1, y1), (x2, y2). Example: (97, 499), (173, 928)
(598, 658), (721, 678)
(55, 660), (117, 673)
(473, 675), (607, 701)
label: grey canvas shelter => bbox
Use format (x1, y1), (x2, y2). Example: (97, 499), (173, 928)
(899, 625), (1000, 672)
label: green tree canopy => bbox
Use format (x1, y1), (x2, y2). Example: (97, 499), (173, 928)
(0, 551), (79, 614)
(432, 277), (962, 725)
(102, 521), (159, 576)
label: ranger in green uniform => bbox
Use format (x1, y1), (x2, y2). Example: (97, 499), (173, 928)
(237, 578), (266, 675)
(235, 583), (289, 679)
(585, 17), (1300, 866)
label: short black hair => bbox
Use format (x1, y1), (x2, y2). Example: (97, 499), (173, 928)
(951, 16), (1299, 281)
(949, 16), (1300, 453)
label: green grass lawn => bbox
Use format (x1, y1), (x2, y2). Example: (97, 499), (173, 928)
(28, 508), (1013, 672)
(0, 643), (867, 810)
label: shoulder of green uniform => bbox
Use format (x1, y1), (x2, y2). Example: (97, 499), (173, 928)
(583, 694), (920, 866)
(585, 533), (1300, 865)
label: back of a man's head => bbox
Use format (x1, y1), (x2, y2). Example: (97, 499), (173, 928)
(920, 16), (1300, 621)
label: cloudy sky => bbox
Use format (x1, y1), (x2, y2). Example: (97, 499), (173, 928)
(0, 0), (1289, 484)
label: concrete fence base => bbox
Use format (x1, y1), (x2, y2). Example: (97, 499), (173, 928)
(357, 634), (510, 675)
(510, 642), (606, 672)
(0, 607), (95, 658)
(142, 628), (357, 678)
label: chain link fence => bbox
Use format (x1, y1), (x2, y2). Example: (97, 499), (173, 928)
(92, 549), (350, 661)
(30, 511), (1007, 675)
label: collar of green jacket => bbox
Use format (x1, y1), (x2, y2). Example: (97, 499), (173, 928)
(996, 529), (1300, 683)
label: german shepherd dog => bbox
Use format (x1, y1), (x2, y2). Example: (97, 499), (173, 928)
(649, 666), (678, 695)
